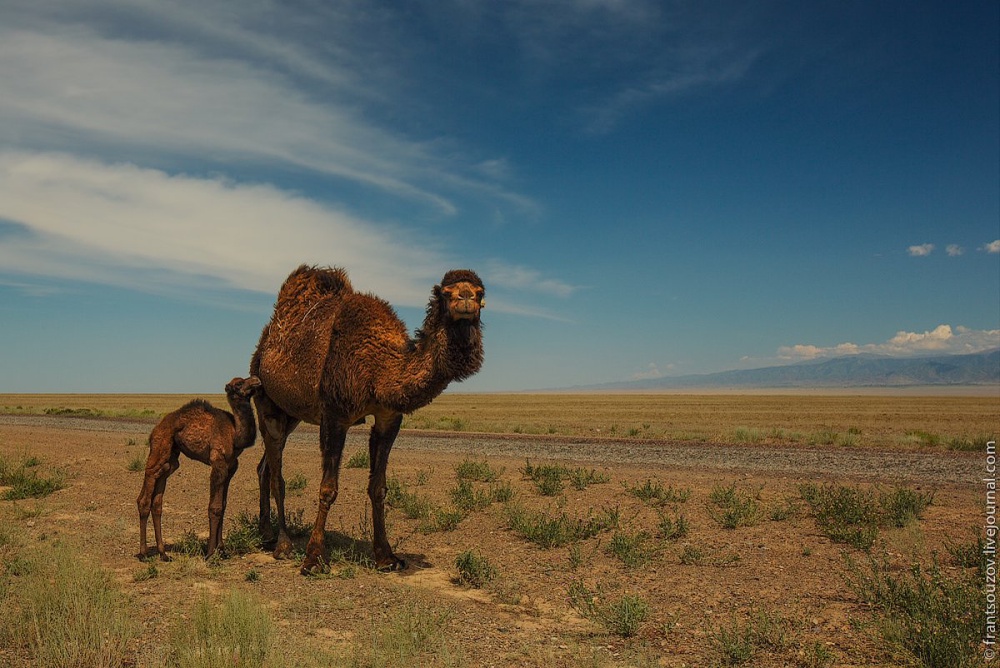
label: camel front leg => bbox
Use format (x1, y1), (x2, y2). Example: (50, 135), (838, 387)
(254, 394), (298, 559)
(206, 459), (238, 558)
(369, 412), (404, 571)
(300, 417), (348, 575)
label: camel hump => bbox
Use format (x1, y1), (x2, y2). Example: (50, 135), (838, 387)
(278, 265), (353, 305)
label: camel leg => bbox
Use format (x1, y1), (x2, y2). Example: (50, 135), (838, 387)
(151, 455), (180, 560)
(369, 412), (404, 571)
(300, 415), (348, 575)
(254, 393), (298, 558)
(206, 458), (238, 558)
(137, 454), (168, 559)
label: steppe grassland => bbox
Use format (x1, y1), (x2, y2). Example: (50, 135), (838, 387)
(0, 392), (993, 667)
(2, 392), (997, 449)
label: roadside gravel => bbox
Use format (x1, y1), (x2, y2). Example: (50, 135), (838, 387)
(1, 414), (976, 485)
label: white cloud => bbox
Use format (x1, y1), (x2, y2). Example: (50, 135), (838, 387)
(946, 244), (963, 257)
(631, 362), (665, 381)
(982, 239), (1000, 254)
(485, 261), (579, 299)
(907, 243), (934, 257)
(0, 152), (455, 305)
(776, 324), (1000, 361)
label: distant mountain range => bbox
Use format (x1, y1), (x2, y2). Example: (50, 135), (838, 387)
(584, 349), (1000, 391)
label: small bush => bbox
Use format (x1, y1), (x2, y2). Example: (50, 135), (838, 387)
(568, 580), (648, 637)
(386, 477), (435, 520)
(626, 479), (691, 505)
(710, 610), (788, 666)
(568, 467), (610, 490)
(223, 510), (264, 556)
(709, 483), (762, 529)
(507, 505), (618, 548)
(346, 450), (370, 469)
(127, 453), (146, 472)
(0, 455), (66, 500)
(286, 472), (308, 493)
(657, 512), (689, 540)
(455, 550), (497, 588)
(607, 530), (655, 568)
(800, 483), (932, 551)
(455, 458), (502, 482)
(450, 479), (493, 512)
(845, 548), (981, 666)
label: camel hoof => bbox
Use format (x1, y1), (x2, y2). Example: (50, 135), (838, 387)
(300, 555), (327, 576)
(376, 557), (406, 573)
(272, 540), (294, 561)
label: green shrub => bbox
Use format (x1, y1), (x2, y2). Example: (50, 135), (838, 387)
(568, 580), (649, 637)
(709, 483), (762, 529)
(626, 479), (691, 505)
(346, 450), (370, 469)
(845, 548), (981, 666)
(455, 550), (497, 588)
(507, 504), (618, 548)
(455, 458), (502, 482)
(607, 530), (655, 568)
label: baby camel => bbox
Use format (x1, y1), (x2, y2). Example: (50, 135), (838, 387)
(137, 376), (261, 560)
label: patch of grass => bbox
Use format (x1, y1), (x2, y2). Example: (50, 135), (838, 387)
(353, 600), (462, 668)
(286, 472), (308, 493)
(0, 454), (66, 500)
(507, 504), (618, 548)
(905, 430), (942, 447)
(171, 590), (274, 668)
(845, 547), (982, 667)
(223, 510), (265, 556)
(709, 483), (763, 529)
(625, 479), (691, 505)
(126, 452), (146, 472)
(489, 480), (515, 503)
(568, 580), (649, 638)
(455, 550), (497, 588)
(800, 483), (932, 551)
(386, 477), (435, 520)
(948, 434), (995, 452)
(174, 529), (206, 557)
(568, 467), (610, 490)
(710, 610), (789, 666)
(450, 479), (494, 512)
(733, 427), (764, 444)
(133, 562), (159, 582)
(521, 460), (570, 496)
(346, 449), (370, 469)
(0, 536), (139, 667)
(607, 530), (655, 568)
(656, 511), (689, 540)
(455, 458), (502, 482)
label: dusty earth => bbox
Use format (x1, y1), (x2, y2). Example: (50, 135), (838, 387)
(0, 414), (986, 667)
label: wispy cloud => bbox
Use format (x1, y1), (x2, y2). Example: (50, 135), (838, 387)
(775, 325), (1000, 362)
(907, 243), (935, 257)
(485, 261), (579, 299)
(983, 240), (1000, 254)
(946, 244), (964, 257)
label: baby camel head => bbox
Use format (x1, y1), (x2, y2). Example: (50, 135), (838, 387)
(225, 376), (262, 399)
(436, 269), (485, 323)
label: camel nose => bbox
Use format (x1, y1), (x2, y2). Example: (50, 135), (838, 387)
(458, 287), (474, 300)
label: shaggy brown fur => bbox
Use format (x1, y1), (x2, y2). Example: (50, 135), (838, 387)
(251, 265), (485, 573)
(136, 376), (262, 560)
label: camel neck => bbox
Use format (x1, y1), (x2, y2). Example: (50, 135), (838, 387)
(228, 399), (258, 450)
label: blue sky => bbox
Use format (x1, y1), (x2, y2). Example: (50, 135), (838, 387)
(1, 0), (998, 393)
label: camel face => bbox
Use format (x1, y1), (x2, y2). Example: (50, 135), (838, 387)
(442, 281), (485, 321)
(225, 376), (262, 399)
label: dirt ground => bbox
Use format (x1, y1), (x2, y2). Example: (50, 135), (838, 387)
(0, 414), (986, 667)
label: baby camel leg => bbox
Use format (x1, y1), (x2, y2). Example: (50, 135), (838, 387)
(150, 455), (180, 560)
(137, 447), (175, 559)
(207, 459), (238, 558)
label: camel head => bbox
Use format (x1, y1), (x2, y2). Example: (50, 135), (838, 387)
(437, 269), (485, 323)
(225, 376), (263, 399)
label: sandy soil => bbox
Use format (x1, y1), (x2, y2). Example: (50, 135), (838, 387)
(0, 414), (985, 667)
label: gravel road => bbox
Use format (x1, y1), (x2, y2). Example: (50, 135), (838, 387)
(1, 414), (978, 486)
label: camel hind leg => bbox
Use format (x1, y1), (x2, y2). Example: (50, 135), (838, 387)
(137, 436), (177, 560)
(300, 414), (349, 575)
(150, 454), (180, 560)
(254, 392), (299, 559)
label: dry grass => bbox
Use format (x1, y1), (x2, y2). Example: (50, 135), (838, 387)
(4, 392), (994, 451)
